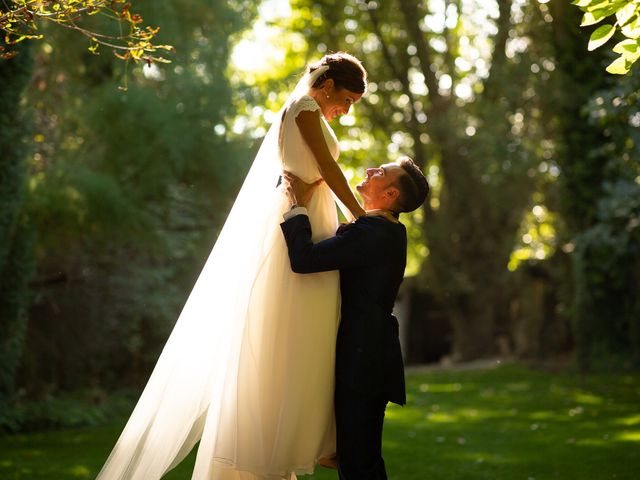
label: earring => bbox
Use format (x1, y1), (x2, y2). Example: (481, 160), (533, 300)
(326, 93), (330, 99)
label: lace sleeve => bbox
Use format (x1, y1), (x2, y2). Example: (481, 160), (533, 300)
(289, 95), (320, 119)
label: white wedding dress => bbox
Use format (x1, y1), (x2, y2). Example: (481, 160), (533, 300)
(98, 70), (343, 480)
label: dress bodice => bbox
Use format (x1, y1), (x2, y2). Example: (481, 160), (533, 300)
(280, 95), (340, 183)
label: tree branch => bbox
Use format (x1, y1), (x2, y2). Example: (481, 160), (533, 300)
(365, 6), (428, 170)
(0, 0), (172, 63)
(483, 0), (512, 101)
(443, 0), (461, 94)
(396, 0), (443, 109)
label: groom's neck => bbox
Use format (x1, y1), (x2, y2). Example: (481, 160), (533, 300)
(364, 200), (389, 211)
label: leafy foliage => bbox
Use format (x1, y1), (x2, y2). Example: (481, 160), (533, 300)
(572, 71), (640, 369)
(544, 1), (640, 370)
(570, 0), (640, 74)
(0, 0), (173, 66)
(0, 40), (35, 408)
(11, 0), (259, 394)
(546, 1), (611, 231)
(0, 389), (136, 433)
(574, 180), (640, 368)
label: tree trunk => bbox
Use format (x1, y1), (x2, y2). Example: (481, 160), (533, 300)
(449, 294), (497, 361)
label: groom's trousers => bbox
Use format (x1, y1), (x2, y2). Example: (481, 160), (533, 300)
(335, 381), (388, 480)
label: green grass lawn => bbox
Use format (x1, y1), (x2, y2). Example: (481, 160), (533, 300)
(1, 364), (638, 479)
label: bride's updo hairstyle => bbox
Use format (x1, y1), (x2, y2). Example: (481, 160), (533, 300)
(308, 52), (367, 94)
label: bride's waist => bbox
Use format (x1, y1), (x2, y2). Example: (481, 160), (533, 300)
(281, 163), (322, 184)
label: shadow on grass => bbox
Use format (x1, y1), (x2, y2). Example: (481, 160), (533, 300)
(1, 365), (638, 479)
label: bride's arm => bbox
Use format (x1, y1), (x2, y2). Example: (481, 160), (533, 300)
(295, 110), (366, 219)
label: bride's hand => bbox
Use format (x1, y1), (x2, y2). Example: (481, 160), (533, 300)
(283, 171), (324, 208)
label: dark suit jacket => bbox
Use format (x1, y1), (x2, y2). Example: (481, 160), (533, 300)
(280, 213), (407, 405)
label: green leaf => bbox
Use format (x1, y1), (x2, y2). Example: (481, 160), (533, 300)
(621, 47), (640, 62)
(612, 38), (639, 53)
(606, 55), (631, 74)
(580, 4), (620, 27)
(581, 12), (603, 27)
(620, 16), (640, 38)
(615, 2), (638, 27)
(588, 24), (616, 50)
(592, 4), (626, 21)
(572, 0), (609, 8)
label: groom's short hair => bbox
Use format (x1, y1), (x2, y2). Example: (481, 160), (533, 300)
(393, 157), (429, 213)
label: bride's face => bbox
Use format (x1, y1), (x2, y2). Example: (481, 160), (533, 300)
(319, 80), (363, 121)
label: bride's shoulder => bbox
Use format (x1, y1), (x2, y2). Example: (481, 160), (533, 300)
(296, 94), (317, 103)
(289, 95), (320, 117)
(293, 94), (317, 104)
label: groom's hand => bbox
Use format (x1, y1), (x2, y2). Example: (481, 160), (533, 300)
(283, 171), (323, 208)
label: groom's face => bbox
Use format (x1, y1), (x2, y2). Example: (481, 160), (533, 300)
(356, 163), (403, 200)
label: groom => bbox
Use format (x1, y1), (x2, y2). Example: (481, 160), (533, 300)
(280, 157), (429, 480)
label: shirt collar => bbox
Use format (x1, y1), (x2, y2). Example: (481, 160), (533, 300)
(365, 209), (400, 224)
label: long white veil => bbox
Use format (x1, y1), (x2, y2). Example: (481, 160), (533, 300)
(97, 66), (330, 480)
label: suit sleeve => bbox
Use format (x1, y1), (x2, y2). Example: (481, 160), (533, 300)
(280, 215), (376, 273)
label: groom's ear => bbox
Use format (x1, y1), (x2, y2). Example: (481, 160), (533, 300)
(385, 187), (400, 201)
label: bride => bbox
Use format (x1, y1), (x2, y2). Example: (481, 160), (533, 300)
(97, 52), (367, 480)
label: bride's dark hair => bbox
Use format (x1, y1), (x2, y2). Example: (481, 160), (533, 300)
(308, 52), (367, 94)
